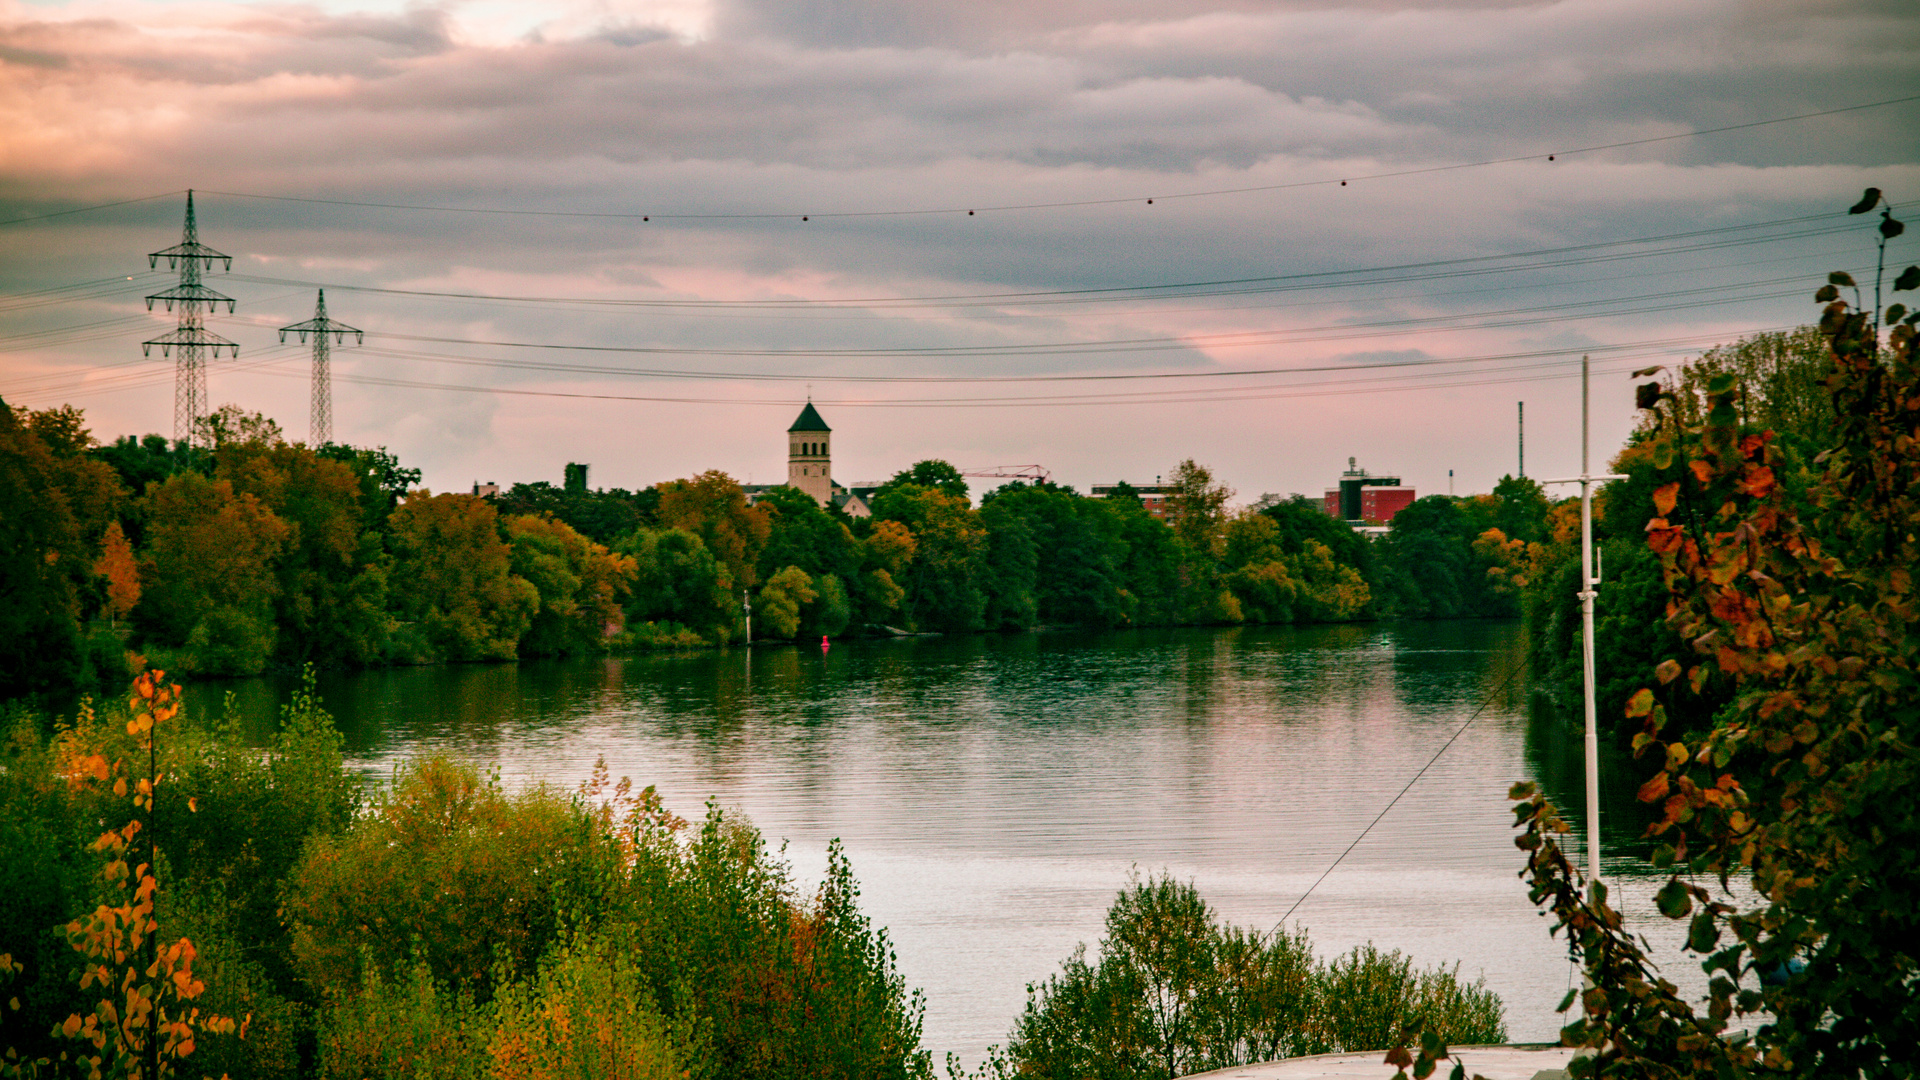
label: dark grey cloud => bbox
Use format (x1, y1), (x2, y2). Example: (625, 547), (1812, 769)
(0, 0), (1915, 504)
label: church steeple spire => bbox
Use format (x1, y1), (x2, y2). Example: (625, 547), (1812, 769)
(787, 402), (833, 506)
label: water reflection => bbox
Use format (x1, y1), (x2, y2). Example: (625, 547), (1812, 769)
(195, 621), (1705, 1067)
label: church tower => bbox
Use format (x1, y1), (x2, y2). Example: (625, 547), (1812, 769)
(788, 401), (833, 506)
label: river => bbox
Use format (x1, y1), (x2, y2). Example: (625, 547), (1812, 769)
(207, 619), (1697, 1068)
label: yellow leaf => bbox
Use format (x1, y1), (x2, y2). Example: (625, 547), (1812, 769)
(188, 797), (198, 813)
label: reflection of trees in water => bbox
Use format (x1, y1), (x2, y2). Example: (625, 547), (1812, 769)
(1521, 681), (1659, 863)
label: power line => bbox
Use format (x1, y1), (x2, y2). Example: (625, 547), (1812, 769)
(0, 191), (184, 229)
(356, 273), (1818, 362)
(196, 94), (1920, 221)
(1279, 656), (1532, 924)
(221, 210), (1871, 311)
(348, 326), (1796, 387)
(231, 343), (1700, 409)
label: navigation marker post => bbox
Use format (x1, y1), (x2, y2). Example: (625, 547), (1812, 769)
(1543, 356), (1627, 895)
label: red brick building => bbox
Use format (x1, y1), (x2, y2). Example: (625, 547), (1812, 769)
(1323, 458), (1415, 526)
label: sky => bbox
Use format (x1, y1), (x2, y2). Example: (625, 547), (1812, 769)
(1, 0), (1916, 502)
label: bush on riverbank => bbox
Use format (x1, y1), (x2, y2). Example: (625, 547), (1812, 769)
(0, 669), (932, 1080)
(957, 873), (1504, 1080)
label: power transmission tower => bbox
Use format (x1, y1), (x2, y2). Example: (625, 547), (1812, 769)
(143, 191), (237, 446)
(278, 289), (361, 446)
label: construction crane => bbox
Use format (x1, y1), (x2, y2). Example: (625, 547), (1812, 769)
(958, 465), (1052, 484)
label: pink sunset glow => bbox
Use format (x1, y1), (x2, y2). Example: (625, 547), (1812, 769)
(3, 0), (1915, 499)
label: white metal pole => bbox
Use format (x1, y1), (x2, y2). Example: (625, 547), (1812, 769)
(1541, 356), (1627, 898)
(1580, 356), (1602, 895)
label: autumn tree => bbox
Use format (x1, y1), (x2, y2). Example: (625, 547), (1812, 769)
(1493, 191), (1920, 1080)
(211, 432), (395, 666)
(506, 513), (636, 655)
(387, 491), (538, 661)
(94, 522), (140, 630)
(19, 671), (240, 1079)
(135, 471), (289, 676)
(655, 471), (770, 592)
(856, 519), (916, 627)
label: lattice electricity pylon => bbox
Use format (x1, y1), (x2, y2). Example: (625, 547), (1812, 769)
(278, 290), (361, 447)
(143, 190), (237, 446)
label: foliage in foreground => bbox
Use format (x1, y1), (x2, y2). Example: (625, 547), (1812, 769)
(1393, 192), (1920, 1080)
(958, 873), (1504, 1080)
(0, 672), (931, 1080)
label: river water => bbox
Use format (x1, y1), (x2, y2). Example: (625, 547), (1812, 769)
(211, 620), (1697, 1067)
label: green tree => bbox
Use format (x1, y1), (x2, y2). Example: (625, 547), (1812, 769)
(618, 527), (736, 641)
(876, 460), (970, 502)
(494, 479), (659, 547)
(1256, 495), (1372, 584)
(1163, 459), (1231, 562)
(386, 491), (538, 661)
(315, 442), (420, 535)
(1373, 496), (1474, 619)
(93, 433), (198, 513)
(988, 874), (1502, 1080)
(1096, 495), (1183, 627)
(283, 755), (610, 1003)
(977, 493), (1040, 630)
(981, 484), (1122, 627)
(1646, 325), (1836, 450)
(0, 401), (125, 703)
(871, 485), (988, 632)
(507, 514), (636, 656)
(755, 484), (860, 586)
(755, 565), (818, 639)
(136, 471), (289, 676)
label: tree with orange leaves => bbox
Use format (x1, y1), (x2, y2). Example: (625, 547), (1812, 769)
(94, 522), (140, 631)
(6, 669), (241, 1080)
(654, 470), (770, 593)
(1418, 192), (1920, 1080)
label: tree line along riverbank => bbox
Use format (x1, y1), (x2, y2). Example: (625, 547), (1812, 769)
(0, 325), (1834, 729)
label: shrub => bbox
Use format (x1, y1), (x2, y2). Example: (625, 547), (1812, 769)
(283, 756), (612, 1003)
(315, 960), (491, 1080)
(486, 932), (690, 1080)
(976, 874), (1503, 1080)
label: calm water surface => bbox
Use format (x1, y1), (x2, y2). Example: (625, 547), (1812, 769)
(213, 621), (1698, 1067)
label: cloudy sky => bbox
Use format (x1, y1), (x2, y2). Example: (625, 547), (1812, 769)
(2, 0), (1916, 501)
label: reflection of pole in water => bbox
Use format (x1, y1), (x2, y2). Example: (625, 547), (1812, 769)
(1543, 356), (1627, 893)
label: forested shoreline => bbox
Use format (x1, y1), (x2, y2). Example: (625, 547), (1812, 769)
(4, 399), (1553, 711)
(2, 324), (1834, 725)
